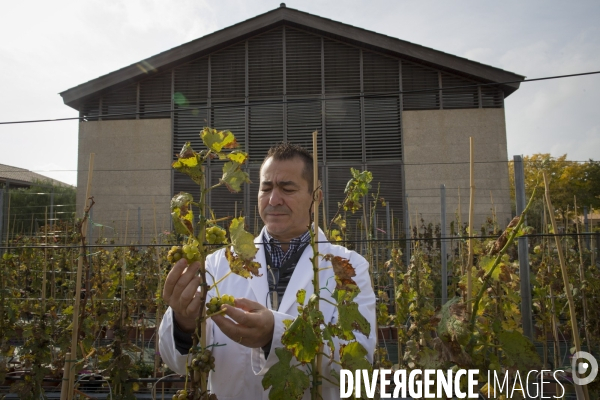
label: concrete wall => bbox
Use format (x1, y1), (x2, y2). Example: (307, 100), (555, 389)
(402, 108), (512, 234)
(77, 119), (172, 244)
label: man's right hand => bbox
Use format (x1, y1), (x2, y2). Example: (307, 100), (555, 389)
(163, 259), (203, 333)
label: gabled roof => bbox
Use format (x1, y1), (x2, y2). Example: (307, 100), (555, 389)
(0, 163), (73, 188)
(60, 5), (524, 110)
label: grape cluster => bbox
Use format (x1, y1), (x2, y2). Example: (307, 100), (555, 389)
(172, 389), (189, 400)
(206, 294), (235, 314)
(167, 244), (201, 264)
(206, 226), (227, 245)
(191, 348), (215, 373)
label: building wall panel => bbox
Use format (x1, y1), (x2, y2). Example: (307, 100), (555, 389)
(77, 119), (172, 243)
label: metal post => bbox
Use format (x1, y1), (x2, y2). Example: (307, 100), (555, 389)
(441, 184), (448, 305)
(584, 206), (590, 249)
(0, 188), (4, 247)
(50, 187), (54, 231)
(88, 207), (93, 280)
(138, 207), (142, 245)
(514, 155), (533, 341)
(404, 193), (410, 267)
(386, 203), (391, 258)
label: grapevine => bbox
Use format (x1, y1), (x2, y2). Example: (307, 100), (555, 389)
(167, 127), (260, 400)
(190, 348), (216, 374)
(206, 295), (235, 314)
(205, 226), (227, 245)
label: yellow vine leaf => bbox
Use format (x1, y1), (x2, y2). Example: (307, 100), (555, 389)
(201, 127), (237, 153)
(172, 142), (204, 185)
(227, 150), (248, 164)
(226, 217), (261, 278)
(170, 193), (194, 236)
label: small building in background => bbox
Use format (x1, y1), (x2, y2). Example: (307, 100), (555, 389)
(60, 5), (522, 244)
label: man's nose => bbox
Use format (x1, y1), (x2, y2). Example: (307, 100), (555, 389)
(269, 188), (284, 206)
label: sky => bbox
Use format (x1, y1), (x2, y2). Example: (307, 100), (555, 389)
(0, 0), (599, 186)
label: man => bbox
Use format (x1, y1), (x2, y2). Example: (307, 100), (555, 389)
(159, 143), (376, 400)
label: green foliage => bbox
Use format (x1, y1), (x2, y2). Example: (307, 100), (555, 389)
(508, 154), (600, 225)
(343, 168), (372, 213)
(264, 251), (372, 399)
(262, 348), (310, 400)
(496, 330), (541, 372)
(389, 195), (548, 394)
(5, 179), (76, 235)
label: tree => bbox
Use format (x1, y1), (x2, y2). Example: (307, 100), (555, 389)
(508, 154), (600, 230)
(4, 180), (76, 236)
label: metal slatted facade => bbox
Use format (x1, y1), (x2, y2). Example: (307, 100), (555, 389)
(441, 73), (479, 109)
(79, 25), (506, 230)
(101, 83), (137, 120)
(173, 58), (209, 201)
(140, 72), (172, 118)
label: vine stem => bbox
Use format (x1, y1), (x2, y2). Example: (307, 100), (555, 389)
(574, 197), (592, 353)
(543, 172), (590, 400)
(468, 186), (537, 337)
(208, 270), (231, 293)
(63, 153), (94, 400)
(192, 166), (210, 399)
(467, 137), (475, 317)
(311, 130), (322, 400)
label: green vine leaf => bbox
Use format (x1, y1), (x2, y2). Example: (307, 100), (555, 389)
(334, 287), (371, 340)
(171, 142), (204, 185)
(282, 295), (324, 363)
(496, 330), (541, 371)
(281, 310), (321, 363)
(201, 127), (237, 153)
(221, 161), (251, 193)
(436, 297), (469, 346)
(339, 341), (372, 372)
(417, 347), (443, 370)
(262, 348), (310, 400)
(343, 168), (372, 213)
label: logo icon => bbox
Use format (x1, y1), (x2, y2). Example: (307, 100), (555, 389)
(572, 351), (598, 385)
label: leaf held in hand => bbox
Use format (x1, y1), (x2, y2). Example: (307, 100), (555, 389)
(262, 348), (310, 400)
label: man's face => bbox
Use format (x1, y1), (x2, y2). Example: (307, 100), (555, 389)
(258, 156), (313, 242)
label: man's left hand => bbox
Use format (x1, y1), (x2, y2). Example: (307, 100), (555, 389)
(211, 297), (274, 348)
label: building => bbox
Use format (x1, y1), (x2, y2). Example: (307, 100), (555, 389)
(0, 163), (72, 190)
(60, 5), (522, 243)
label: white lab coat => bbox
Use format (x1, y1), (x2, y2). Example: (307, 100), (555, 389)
(159, 227), (376, 400)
